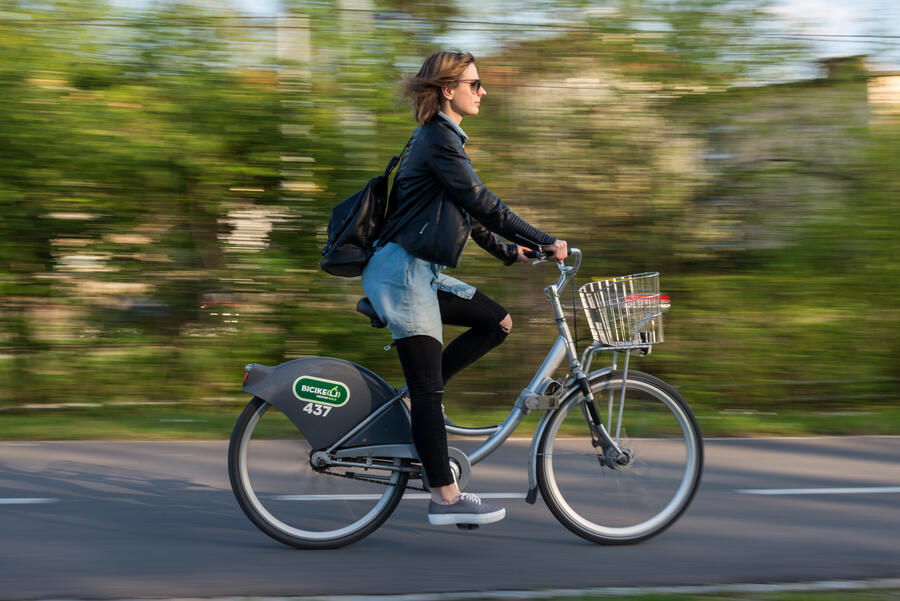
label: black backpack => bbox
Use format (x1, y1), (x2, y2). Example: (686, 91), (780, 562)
(320, 143), (410, 277)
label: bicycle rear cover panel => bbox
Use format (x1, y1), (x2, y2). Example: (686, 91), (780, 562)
(242, 357), (411, 450)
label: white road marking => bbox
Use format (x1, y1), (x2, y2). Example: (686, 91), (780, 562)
(736, 486), (900, 496)
(0, 498), (59, 505)
(273, 492), (527, 502)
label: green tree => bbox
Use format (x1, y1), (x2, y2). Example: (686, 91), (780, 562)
(0, 1), (285, 404)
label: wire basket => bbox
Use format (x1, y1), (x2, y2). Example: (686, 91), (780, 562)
(578, 272), (664, 349)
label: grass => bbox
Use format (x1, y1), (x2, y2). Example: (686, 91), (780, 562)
(0, 400), (897, 441)
(0, 403), (246, 441)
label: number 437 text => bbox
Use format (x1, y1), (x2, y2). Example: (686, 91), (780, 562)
(303, 403), (332, 417)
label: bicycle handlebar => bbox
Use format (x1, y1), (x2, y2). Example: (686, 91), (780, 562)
(524, 246), (582, 294)
(557, 247), (581, 293)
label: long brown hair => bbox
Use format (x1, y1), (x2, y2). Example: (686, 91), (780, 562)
(402, 51), (475, 125)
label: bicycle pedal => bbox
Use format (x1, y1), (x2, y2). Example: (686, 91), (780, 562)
(456, 523), (480, 531)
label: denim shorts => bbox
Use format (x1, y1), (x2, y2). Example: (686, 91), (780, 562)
(361, 242), (476, 343)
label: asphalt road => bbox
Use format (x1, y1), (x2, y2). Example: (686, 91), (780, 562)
(1, 436), (898, 600)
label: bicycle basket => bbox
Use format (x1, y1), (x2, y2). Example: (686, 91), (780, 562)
(577, 272), (664, 349)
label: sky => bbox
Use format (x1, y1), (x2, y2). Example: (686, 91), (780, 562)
(766, 0), (900, 69)
(111, 0), (900, 72)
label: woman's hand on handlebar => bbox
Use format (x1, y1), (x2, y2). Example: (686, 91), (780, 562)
(549, 239), (568, 263)
(520, 240), (569, 264)
(515, 245), (533, 263)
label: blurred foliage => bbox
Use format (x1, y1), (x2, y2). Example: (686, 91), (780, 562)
(0, 0), (897, 432)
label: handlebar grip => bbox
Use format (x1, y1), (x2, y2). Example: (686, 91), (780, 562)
(524, 245), (557, 260)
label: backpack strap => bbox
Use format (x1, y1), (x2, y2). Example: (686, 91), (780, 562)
(374, 138), (419, 249)
(382, 154), (400, 178)
(382, 137), (412, 220)
(383, 138), (412, 178)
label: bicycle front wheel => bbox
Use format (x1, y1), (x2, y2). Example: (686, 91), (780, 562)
(228, 397), (409, 549)
(537, 370), (702, 544)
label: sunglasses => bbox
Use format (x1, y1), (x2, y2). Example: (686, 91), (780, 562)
(455, 78), (483, 92)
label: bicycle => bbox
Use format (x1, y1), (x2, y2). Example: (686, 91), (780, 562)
(227, 248), (703, 549)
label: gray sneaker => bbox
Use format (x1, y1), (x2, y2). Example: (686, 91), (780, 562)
(427, 492), (506, 526)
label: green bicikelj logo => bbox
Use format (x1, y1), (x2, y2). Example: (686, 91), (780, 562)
(293, 376), (350, 407)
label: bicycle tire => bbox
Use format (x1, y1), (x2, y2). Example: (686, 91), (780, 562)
(228, 397), (409, 549)
(537, 370), (703, 544)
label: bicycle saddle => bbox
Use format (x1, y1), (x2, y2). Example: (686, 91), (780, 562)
(356, 297), (387, 329)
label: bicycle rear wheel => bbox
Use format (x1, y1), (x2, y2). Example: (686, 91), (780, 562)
(228, 397), (409, 549)
(537, 370), (702, 544)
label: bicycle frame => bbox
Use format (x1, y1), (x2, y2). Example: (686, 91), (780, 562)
(231, 250), (701, 549)
(323, 248), (631, 498)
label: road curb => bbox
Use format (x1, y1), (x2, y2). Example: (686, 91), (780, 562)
(273, 579), (900, 600)
(32, 578), (900, 601)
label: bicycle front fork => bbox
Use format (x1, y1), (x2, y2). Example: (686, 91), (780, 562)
(577, 349), (633, 462)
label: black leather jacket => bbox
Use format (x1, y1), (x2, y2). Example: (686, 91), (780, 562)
(380, 116), (555, 268)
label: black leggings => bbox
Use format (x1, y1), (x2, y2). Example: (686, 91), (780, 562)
(394, 290), (509, 488)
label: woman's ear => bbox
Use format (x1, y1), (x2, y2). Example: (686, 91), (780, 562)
(441, 86), (454, 101)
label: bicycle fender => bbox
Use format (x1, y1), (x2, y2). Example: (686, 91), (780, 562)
(242, 357), (413, 450)
(526, 366), (614, 502)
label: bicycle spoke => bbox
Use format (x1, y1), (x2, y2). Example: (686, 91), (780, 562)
(228, 398), (408, 549)
(537, 372), (702, 544)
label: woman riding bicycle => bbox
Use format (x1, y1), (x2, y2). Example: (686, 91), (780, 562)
(361, 51), (568, 526)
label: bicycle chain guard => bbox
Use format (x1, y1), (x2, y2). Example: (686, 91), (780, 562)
(311, 446), (472, 493)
